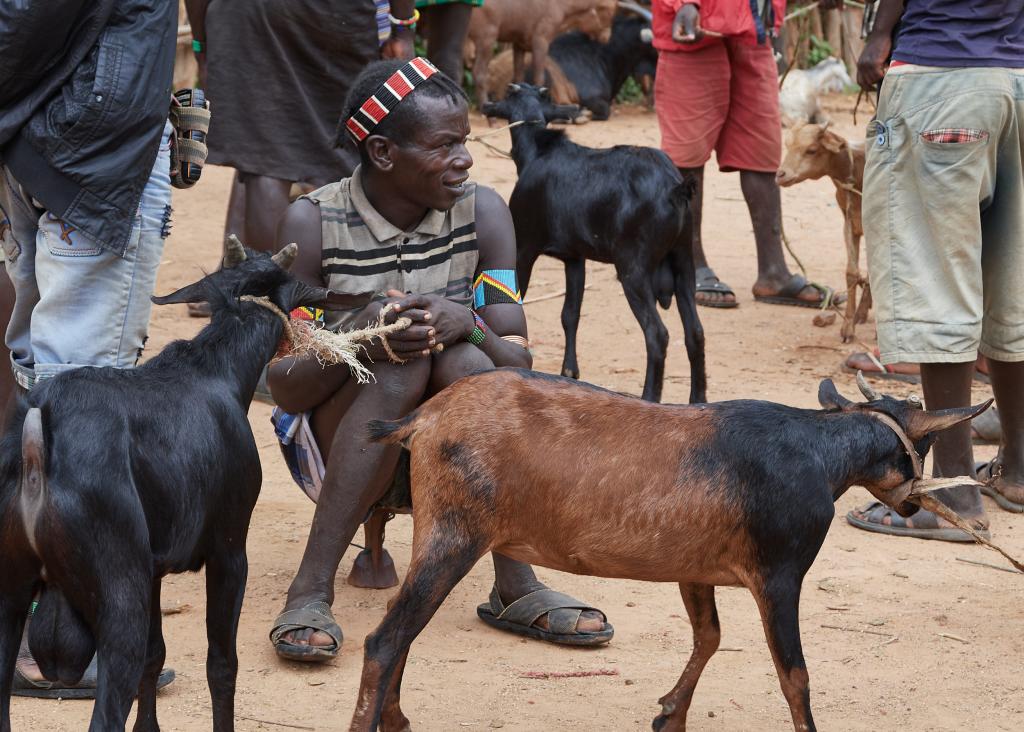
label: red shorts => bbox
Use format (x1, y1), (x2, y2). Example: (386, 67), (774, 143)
(655, 39), (781, 173)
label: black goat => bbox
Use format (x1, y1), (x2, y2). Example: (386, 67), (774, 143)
(0, 240), (350, 731)
(348, 372), (990, 731)
(483, 84), (705, 403)
(549, 13), (657, 119)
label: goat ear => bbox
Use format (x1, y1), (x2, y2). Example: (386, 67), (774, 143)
(818, 379), (853, 410)
(151, 281), (207, 306)
(905, 399), (994, 440)
(820, 129), (846, 153)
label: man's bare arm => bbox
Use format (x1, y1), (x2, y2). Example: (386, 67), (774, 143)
(857, 0), (906, 89)
(267, 200), (353, 414)
(471, 186), (532, 370)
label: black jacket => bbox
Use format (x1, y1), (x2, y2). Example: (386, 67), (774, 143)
(0, 0), (177, 255)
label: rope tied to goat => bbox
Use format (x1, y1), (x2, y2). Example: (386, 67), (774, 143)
(240, 296), (411, 384)
(865, 407), (1024, 573)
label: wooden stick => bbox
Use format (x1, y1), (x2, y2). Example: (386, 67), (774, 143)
(523, 284), (593, 306)
(819, 626), (892, 638)
(956, 556), (1024, 575)
(237, 715), (315, 731)
(520, 668), (619, 679)
(937, 633), (970, 645)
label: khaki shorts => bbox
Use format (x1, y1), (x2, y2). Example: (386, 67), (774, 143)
(864, 65), (1024, 364)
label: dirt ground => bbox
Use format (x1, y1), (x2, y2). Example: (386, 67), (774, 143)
(12, 94), (1023, 731)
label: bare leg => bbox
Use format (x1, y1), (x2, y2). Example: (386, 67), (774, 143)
(652, 583), (720, 731)
(741, 171), (825, 305)
(421, 3), (473, 82)
(678, 166), (737, 307)
(920, 362), (986, 520)
(983, 359), (1024, 506)
(242, 175), (292, 254)
(279, 360), (432, 649)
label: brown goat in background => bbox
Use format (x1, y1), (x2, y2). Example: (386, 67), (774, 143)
(466, 0), (616, 107)
(778, 123), (868, 342)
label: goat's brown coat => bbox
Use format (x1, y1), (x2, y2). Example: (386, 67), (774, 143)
(778, 123), (867, 341)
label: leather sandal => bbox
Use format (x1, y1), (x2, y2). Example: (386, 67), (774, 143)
(270, 600), (342, 662)
(476, 585), (613, 646)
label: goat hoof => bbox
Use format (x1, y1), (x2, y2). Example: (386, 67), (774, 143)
(346, 548), (399, 589)
(561, 367), (580, 380)
(380, 715), (412, 732)
(651, 713), (674, 732)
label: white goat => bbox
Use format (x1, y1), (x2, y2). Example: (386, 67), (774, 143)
(779, 57), (853, 127)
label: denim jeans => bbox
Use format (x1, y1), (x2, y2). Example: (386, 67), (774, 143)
(0, 122), (173, 388)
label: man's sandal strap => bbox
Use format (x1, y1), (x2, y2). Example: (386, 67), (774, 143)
(491, 586), (606, 633)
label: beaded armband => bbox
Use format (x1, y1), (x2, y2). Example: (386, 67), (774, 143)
(473, 269), (522, 308)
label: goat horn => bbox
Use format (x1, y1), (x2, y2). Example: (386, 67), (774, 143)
(820, 119), (832, 133)
(856, 370), (883, 401)
(617, 1), (653, 21)
(272, 242), (298, 271)
(223, 234), (247, 269)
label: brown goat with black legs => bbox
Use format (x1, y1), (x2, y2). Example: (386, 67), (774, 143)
(349, 369), (990, 732)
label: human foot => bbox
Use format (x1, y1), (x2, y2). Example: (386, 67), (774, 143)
(694, 267), (737, 309)
(977, 459), (1024, 512)
(476, 584), (613, 645)
(752, 273), (845, 308)
(270, 597), (342, 662)
(843, 350), (921, 383)
(846, 500), (990, 543)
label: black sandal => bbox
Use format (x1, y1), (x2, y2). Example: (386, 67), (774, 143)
(476, 585), (613, 646)
(695, 266), (738, 309)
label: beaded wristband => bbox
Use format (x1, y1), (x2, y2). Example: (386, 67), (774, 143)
(388, 9), (420, 26)
(192, 39), (204, 53)
(467, 311), (487, 346)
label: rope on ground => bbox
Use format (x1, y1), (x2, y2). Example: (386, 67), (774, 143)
(242, 295), (411, 384)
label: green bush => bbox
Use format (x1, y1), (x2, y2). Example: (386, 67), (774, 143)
(806, 35), (835, 67)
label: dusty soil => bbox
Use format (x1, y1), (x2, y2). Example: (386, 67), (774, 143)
(12, 94), (1023, 732)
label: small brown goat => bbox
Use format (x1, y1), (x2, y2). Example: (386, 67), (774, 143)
(348, 368), (988, 732)
(778, 123), (868, 342)
(467, 0), (616, 107)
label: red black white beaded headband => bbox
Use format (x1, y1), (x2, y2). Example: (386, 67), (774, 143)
(345, 57), (440, 142)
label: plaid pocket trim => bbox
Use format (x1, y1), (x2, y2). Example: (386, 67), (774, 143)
(921, 128), (989, 144)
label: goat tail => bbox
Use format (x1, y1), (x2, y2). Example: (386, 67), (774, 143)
(18, 407), (46, 556)
(366, 409), (421, 449)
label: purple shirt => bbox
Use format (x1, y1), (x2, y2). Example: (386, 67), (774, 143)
(893, 0), (1024, 68)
